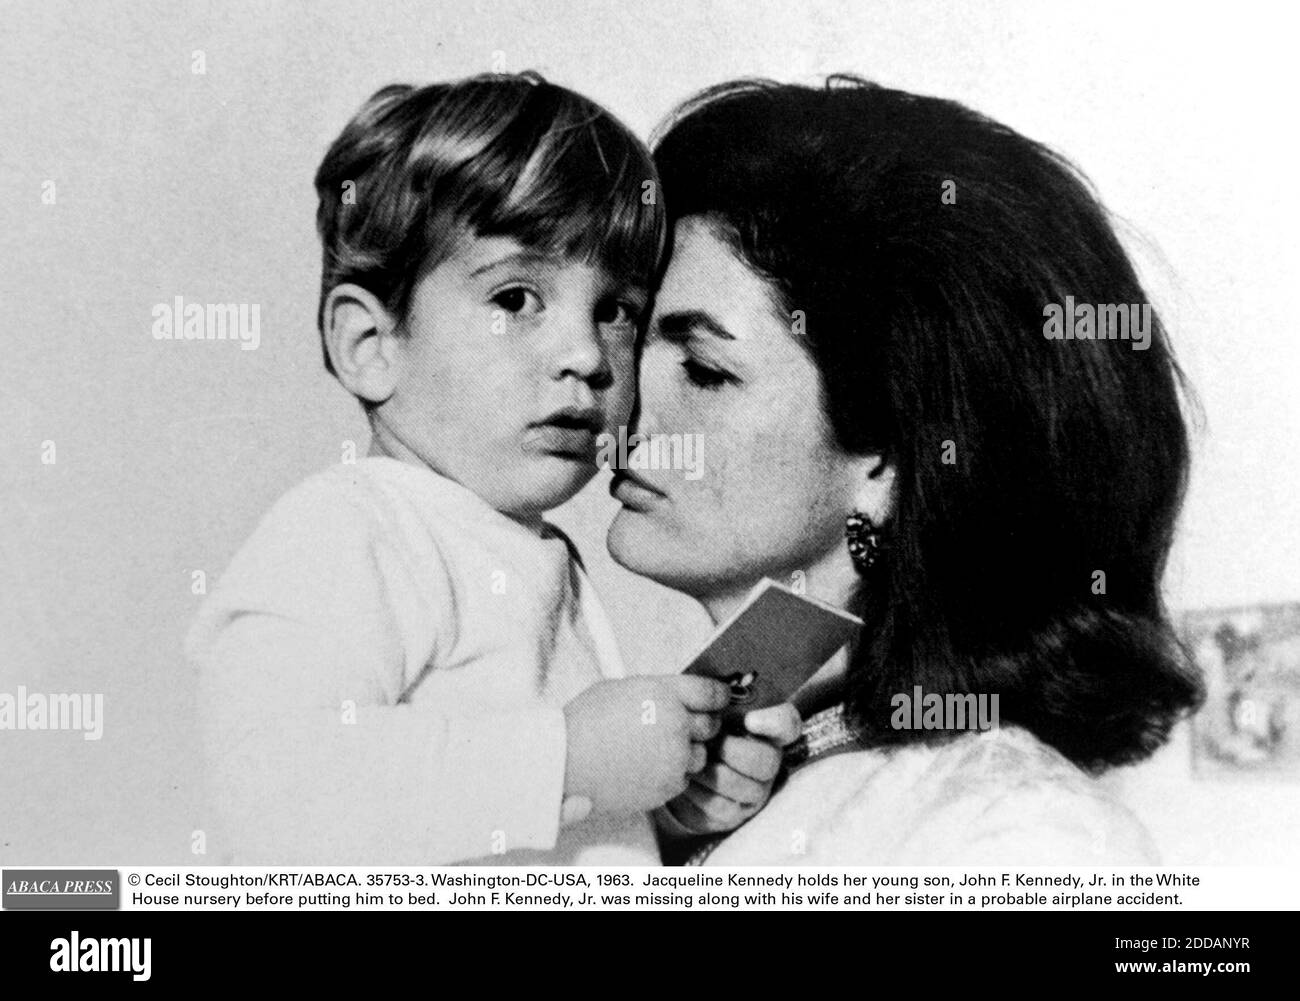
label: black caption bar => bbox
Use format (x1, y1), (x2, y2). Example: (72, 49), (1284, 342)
(0, 909), (1281, 988)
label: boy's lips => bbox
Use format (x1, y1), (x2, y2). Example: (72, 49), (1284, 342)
(525, 407), (604, 461)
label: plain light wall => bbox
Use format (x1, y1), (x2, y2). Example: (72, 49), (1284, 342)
(2, 0), (1296, 864)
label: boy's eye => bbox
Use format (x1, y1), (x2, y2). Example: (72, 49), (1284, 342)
(682, 358), (734, 390)
(595, 298), (644, 329)
(491, 286), (543, 315)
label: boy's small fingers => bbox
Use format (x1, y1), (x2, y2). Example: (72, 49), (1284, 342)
(687, 712), (722, 742)
(743, 703), (804, 746)
(687, 742), (708, 774)
(672, 675), (731, 712)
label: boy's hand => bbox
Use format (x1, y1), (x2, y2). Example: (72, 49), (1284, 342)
(659, 703), (803, 836)
(563, 676), (729, 816)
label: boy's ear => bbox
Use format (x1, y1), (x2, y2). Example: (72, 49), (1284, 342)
(322, 284), (403, 405)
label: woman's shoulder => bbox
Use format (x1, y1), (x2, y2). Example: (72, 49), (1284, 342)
(908, 725), (1158, 864)
(795, 724), (1160, 866)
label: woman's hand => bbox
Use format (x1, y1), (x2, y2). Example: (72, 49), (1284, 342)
(658, 703), (803, 837)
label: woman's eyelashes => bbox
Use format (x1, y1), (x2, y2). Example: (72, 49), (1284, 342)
(681, 357), (735, 390)
(649, 326), (738, 390)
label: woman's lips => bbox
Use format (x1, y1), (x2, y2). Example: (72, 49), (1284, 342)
(610, 469), (666, 510)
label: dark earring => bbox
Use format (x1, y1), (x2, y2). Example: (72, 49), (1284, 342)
(845, 511), (885, 574)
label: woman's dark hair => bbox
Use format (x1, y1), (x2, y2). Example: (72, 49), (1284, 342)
(653, 77), (1203, 772)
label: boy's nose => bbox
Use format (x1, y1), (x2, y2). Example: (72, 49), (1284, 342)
(551, 318), (612, 389)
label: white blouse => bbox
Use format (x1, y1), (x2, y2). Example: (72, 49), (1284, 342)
(699, 706), (1159, 866)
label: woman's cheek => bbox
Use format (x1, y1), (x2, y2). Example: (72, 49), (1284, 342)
(698, 436), (772, 533)
(633, 349), (678, 434)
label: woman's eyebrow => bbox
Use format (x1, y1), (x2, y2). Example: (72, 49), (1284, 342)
(656, 309), (735, 341)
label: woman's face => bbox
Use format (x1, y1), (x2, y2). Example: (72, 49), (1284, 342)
(607, 216), (869, 611)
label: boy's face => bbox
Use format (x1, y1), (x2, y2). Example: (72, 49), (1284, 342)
(377, 235), (645, 520)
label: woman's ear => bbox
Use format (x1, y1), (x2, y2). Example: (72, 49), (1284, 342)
(322, 283), (403, 405)
(851, 453), (896, 525)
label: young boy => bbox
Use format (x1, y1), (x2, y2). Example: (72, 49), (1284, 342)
(186, 74), (786, 865)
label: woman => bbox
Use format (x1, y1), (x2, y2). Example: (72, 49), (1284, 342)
(610, 78), (1203, 864)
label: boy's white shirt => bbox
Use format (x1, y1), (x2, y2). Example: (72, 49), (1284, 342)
(186, 456), (659, 865)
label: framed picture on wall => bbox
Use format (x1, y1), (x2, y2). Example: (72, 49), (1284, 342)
(1183, 602), (1300, 779)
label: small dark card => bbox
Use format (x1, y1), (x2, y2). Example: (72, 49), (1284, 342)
(683, 578), (862, 727)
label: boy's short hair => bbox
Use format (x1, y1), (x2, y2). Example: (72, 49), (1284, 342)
(313, 73), (665, 373)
